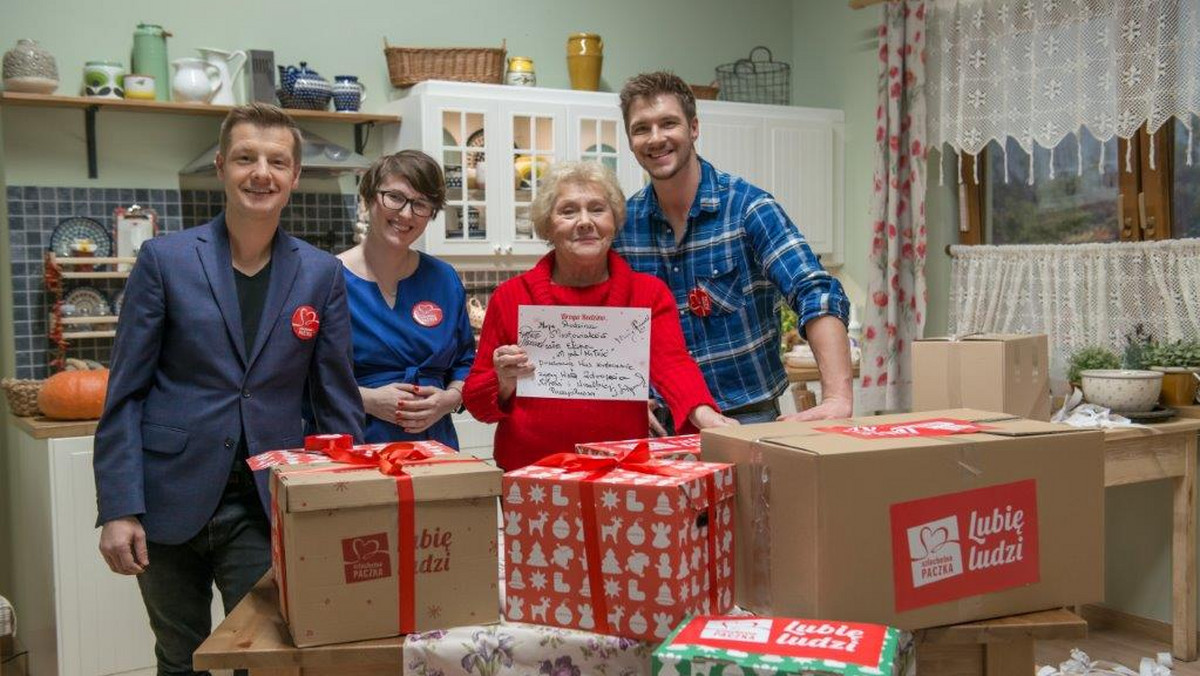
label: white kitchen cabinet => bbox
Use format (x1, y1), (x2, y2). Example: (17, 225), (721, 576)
(3, 422), (222, 676)
(382, 82), (843, 266)
(695, 100), (844, 265)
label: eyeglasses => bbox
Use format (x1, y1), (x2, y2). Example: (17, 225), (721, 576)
(377, 190), (436, 218)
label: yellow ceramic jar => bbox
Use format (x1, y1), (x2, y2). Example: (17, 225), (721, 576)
(566, 33), (603, 91)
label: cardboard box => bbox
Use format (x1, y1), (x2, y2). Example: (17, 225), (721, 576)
(912, 334), (1051, 421)
(653, 616), (902, 676)
(502, 458), (736, 641)
(700, 410), (1104, 631)
(577, 434), (702, 461)
(270, 449), (502, 647)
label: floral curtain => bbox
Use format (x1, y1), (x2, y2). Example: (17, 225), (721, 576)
(927, 0), (1200, 179)
(861, 0), (929, 413)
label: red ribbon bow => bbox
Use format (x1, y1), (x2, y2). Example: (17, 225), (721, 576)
(534, 441), (684, 480)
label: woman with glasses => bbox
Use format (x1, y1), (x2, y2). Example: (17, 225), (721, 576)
(463, 161), (735, 470)
(336, 150), (475, 446)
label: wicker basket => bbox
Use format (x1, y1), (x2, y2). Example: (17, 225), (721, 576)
(2, 378), (44, 417)
(690, 82), (720, 101)
(384, 39), (506, 88)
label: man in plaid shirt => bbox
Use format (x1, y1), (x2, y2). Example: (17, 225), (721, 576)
(614, 71), (853, 424)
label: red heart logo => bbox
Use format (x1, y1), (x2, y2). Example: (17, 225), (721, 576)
(291, 305), (320, 340)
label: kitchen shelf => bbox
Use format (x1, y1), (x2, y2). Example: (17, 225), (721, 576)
(0, 91), (401, 178)
(52, 255), (137, 266)
(60, 330), (116, 340)
(58, 316), (119, 325)
(60, 271), (130, 279)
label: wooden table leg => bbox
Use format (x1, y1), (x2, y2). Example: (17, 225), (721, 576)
(1172, 432), (1198, 661)
(985, 639), (1034, 676)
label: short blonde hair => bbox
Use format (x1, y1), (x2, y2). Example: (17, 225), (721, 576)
(219, 103), (302, 167)
(531, 161), (627, 241)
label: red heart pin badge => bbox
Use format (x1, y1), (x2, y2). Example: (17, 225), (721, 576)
(291, 305), (320, 340)
(412, 300), (444, 328)
(687, 287), (712, 317)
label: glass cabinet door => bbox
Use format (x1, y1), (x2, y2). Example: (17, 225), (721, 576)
(441, 108), (490, 245)
(569, 106), (644, 197)
(510, 113), (556, 244)
(577, 117), (619, 173)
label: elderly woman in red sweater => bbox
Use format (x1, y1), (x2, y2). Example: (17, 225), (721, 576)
(463, 161), (736, 470)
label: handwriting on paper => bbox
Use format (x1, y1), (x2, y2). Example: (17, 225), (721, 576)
(516, 305), (650, 401)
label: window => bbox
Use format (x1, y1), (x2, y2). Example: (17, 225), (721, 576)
(963, 120), (1194, 244)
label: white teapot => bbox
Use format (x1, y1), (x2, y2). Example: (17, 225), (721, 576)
(171, 57), (220, 103)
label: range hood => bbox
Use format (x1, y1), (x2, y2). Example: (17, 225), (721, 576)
(179, 130), (371, 176)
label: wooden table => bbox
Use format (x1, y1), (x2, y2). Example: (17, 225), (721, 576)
(193, 574), (401, 675)
(916, 608), (1087, 676)
(1103, 418), (1200, 661)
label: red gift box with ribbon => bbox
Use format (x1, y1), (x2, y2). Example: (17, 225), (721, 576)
(269, 435), (502, 647)
(577, 434), (702, 462)
(501, 444), (736, 641)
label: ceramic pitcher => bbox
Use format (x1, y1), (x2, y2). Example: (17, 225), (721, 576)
(197, 47), (246, 106)
(171, 58), (221, 103)
(566, 33), (603, 91)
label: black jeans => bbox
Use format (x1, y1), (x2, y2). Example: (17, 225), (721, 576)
(136, 467), (270, 676)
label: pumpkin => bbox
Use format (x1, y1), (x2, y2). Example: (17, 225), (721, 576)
(38, 369), (109, 420)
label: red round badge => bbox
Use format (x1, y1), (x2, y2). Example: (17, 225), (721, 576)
(291, 305), (320, 340)
(412, 301), (444, 328)
(688, 287), (712, 317)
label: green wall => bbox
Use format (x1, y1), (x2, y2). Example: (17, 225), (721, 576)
(1, 0), (793, 187)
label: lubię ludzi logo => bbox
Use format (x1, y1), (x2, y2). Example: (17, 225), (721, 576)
(890, 480), (1039, 612)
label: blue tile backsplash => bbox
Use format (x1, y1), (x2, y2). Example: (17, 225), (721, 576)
(5, 186), (359, 379)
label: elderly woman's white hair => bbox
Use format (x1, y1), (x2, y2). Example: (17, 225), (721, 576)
(530, 161), (627, 242)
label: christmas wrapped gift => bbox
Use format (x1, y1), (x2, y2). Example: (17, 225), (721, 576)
(502, 446), (735, 641)
(266, 434), (502, 647)
(577, 434), (701, 461)
(653, 615), (902, 676)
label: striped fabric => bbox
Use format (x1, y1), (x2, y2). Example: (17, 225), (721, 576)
(614, 158), (849, 411)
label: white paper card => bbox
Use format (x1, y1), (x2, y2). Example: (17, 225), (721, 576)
(516, 305), (651, 401)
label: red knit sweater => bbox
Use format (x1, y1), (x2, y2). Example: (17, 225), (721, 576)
(463, 250), (717, 471)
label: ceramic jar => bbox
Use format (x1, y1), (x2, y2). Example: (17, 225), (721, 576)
(506, 56), (536, 87)
(332, 75), (367, 112)
(2, 39), (59, 94)
(170, 58), (220, 103)
(566, 33), (603, 91)
(122, 74), (156, 100)
(83, 61), (125, 98)
(132, 23), (171, 101)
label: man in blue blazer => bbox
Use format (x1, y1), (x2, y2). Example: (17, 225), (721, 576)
(94, 103), (364, 675)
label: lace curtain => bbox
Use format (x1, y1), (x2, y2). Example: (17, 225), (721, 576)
(948, 240), (1200, 382)
(927, 0), (1200, 179)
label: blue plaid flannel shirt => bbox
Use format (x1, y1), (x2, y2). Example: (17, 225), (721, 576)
(613, 158), (850, 412)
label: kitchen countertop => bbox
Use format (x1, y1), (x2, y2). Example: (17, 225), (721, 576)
(9, 414), (98, 439)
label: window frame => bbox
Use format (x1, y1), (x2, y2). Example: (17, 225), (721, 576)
(961, 123), (1177, 244)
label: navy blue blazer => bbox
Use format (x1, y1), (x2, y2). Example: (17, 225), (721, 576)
(94, 215), (364, 544)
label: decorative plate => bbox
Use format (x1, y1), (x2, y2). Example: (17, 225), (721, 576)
(584, 143), (617, 154)
(442, 127), (458, 147)
(50, 216), (113, 258)
(465, 129), (485, 167)
(62, 285), (112, 330)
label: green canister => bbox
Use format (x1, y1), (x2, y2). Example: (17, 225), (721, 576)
(131, 23), (171, 100)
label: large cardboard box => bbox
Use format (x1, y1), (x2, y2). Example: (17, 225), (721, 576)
(912, 334), (1051, 421)
(502, 458), (736, 641)
(701, 410), (1104, 631)
(270, 450), (502, 647)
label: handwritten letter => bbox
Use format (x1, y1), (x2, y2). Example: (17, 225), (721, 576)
(516, 305), (650, 401)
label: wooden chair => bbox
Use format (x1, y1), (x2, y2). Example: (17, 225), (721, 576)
(915, 609), (1087, 676)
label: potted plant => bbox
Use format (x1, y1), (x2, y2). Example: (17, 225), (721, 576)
(1141, 340), (1200, 406)
(1067, 346), (1122, 386)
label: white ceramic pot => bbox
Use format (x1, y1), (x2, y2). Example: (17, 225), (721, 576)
(1080, 369), (1163, 412)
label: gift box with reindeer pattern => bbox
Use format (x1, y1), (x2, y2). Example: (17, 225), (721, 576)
(501, 455), (735, 641)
